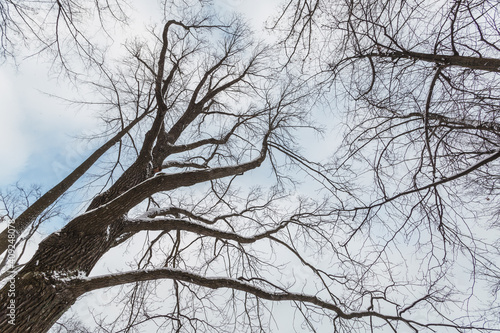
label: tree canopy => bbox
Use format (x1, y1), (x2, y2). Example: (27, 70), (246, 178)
(1, 0), (499, 332)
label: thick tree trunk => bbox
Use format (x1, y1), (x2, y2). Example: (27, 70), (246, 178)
(0, 113), (150, 258)
(0, 217), (124, 332)
(0, 273), (78, 332)
(0, 147), (267, 332)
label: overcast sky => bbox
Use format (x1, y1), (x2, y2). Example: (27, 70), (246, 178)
(0, 3), (312, 330)
(1, 2), (495, 332)
(0, 0), (282, 189)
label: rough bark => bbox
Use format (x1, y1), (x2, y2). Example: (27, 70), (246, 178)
(385, 51), (500, 73)
(0, 144), (267, 332)
(0, 112), (149, 257)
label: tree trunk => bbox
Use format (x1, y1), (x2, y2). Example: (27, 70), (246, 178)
(0, 216), (124, 332)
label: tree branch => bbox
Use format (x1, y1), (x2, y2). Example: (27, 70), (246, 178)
(70, 267), (488, 331)
(368, 50), (500, 73)
(122, 217), (288, 243)
(0, 110), (150, 256)
(71, 137), (269, 232)
(354, 148), (500, 211)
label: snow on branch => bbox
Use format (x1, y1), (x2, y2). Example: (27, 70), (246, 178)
(69, 267), (483, 331)
(122, 216), (289, 243)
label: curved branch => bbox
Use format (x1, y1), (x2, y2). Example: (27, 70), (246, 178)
(71, 138), (269, 232)
(123, 217), (288, 243)
(404, 111), (500, 134)
(163, 115), (247, 157)
(70, 267), (491, 331)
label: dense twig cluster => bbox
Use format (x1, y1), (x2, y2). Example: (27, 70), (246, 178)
(0, 0), (499, 332)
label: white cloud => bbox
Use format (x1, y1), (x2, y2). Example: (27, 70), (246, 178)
(216, 0), (282, 28)
(0, 69), (31, 186)
(0, 63), (98, 188)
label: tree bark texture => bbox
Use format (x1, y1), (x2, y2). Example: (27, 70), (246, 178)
(0, 143), (267, 332)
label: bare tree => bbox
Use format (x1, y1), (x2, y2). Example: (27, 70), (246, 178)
(272, 0), (500, 331)
(1, 0), (500, 332)
(1, 2), (330, 332)
(0, 0), (134, 258)
(0, 0), (127, 66)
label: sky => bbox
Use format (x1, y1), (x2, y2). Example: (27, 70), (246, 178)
(0, 1), (355, 331)
(0, 3), (320, 330)
(0, 63), (98, 188)
(0, 0), (282, 189)
(0, 1), (497, 332)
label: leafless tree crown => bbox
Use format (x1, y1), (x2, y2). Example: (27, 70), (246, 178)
(0, 0), (499, 332)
